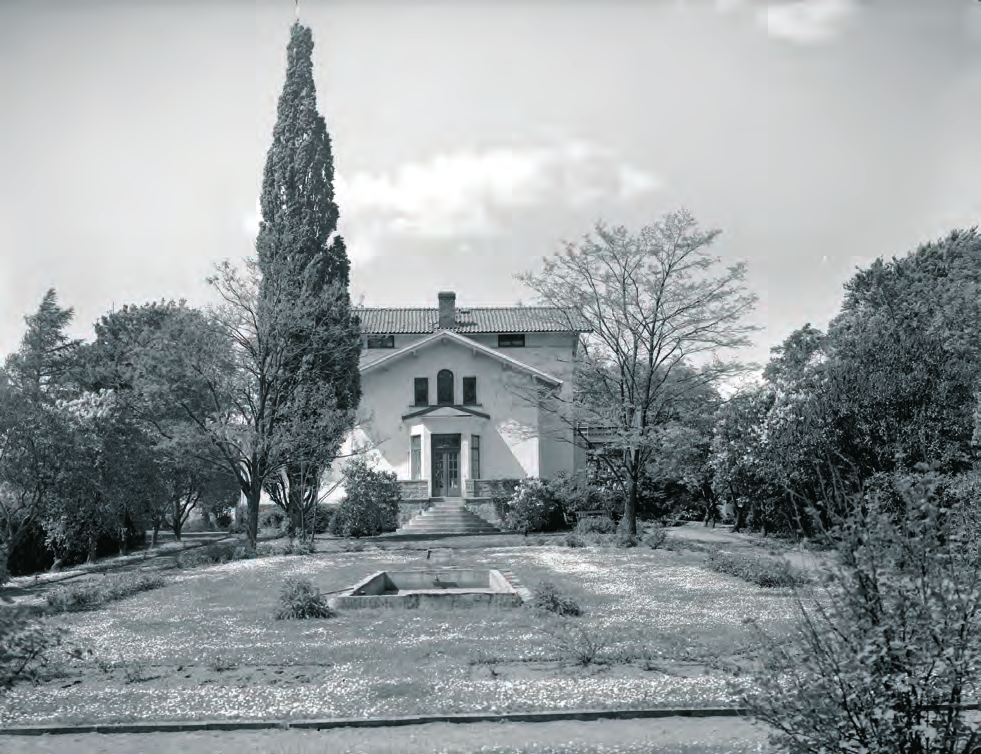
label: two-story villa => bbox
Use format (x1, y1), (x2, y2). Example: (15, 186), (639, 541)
(335, 291), (591, 505)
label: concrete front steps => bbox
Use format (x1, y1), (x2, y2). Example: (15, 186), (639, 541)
(398, 500), (500, 535)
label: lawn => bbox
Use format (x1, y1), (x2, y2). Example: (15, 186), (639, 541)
(0, 531), (802, 728)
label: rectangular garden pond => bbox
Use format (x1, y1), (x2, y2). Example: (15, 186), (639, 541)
(331, 569), (528, 610)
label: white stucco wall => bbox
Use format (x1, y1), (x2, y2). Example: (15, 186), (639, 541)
(325, 331), (580, 500)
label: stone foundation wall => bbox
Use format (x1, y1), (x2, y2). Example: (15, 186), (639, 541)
(470, 478), (522, 500)
(398, 480), (429, 501)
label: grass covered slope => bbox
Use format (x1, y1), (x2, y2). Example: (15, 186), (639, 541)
(0, 535), (802, 727)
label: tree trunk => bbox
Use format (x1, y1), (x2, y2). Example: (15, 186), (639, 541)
(246, 485), (261, 549)
(151, 523), (160, 548)
(86, 536), (98, 564)
(624, 468), (639, 536)
(119, 526), (129, 557)
(171, 496), (182, 541)
(729, 482), (745, 534)
(287, 501), (304, 539)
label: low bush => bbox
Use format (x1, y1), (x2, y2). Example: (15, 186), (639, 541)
(641, 521), (668, 550)
(283, 538), (315, 556)
(177, 540), (252, 568)
(276, 578), (335, 620)
(575, 516), (616, 535)
(46, 572), (166, 613)
(708, 551), (807, 588)
(328, 457), (401, 538)
(563, 533), (586, 548)
(532, 580), (583, 617)
(507, 479), (564, 534)
(615, 531), (640, 548)
(537, 619), (607, 666)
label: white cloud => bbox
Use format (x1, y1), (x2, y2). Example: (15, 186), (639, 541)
(335, 140), (662, 242)
(242, 141), (661, 265)
(762, 0), (857, 44)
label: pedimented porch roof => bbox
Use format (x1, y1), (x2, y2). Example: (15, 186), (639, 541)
(359, 329), (564, 387)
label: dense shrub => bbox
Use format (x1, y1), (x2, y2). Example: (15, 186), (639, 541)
(276, 578), (335, 620)
(6, 516), (146, 577)
(575, 516), (616, 535)
(507, 479), (564, 534)
(328, 456), (401, 538)
(741, 469), (981, 754)
(310, 503), (334, 534)
(708, 551), (807, 588)
(213, 505), (234, 528)
(259, 509), (285, 530)
(550, 472), (630, 521)
(532, 580), (583, 617)
(641, 521), (667, 550)
(46, 572), (166, 613)
(563, 533), (586, 548)
(1, 606), (65, 691)
(615, 530), (640, 548)
(177, 540), (251, 568)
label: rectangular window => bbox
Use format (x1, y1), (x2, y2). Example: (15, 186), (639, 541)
(462, 376), (477, 405)
(498, 333), (525, 347)
(413, 377), (429, 406)
(411, 436), (422, 480)
(367, 334), (395, 349)
(470, 435), (480, 480)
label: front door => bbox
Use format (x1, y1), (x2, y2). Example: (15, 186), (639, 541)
(431, 434), (461, 498)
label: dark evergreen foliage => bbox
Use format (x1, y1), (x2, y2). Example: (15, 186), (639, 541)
(254, 23), (362, 543)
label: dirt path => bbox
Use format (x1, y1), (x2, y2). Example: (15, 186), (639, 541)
(0, 717), (772, 753)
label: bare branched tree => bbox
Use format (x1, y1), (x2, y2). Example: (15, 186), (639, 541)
(516, 210), (760, 534)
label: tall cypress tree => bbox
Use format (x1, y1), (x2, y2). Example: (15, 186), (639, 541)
(255, 22), (361, 538)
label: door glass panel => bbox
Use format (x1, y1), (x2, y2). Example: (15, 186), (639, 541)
(433, 453), (445, 496)
(447, 451), (460, 494)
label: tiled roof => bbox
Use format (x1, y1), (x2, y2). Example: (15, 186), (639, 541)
(357, 307), (592, 334)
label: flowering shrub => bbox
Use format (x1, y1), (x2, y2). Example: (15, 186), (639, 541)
(506, 478), (564, 534)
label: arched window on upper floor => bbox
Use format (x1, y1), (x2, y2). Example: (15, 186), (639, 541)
(437, 369), (454, 405)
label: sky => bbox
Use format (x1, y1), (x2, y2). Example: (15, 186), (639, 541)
(1, 0), (980, 377)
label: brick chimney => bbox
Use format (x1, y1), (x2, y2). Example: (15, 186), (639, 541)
(438, 291), (456, 329)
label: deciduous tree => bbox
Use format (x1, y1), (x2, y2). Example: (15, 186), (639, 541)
(517, 210), (759, 534)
